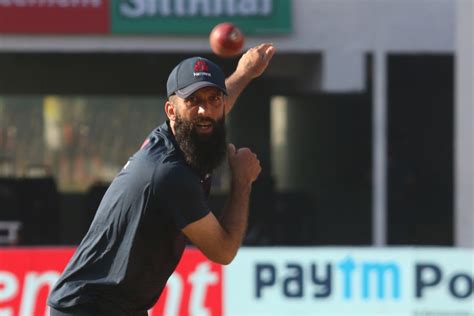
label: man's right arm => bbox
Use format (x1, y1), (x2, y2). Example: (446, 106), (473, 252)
(182, 144), (261, 265)
(224, 43), (275, 115)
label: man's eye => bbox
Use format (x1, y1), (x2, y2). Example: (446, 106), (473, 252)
(187, 96), (198, 104)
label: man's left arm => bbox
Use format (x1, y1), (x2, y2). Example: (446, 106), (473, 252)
(225, 43), (276, 114)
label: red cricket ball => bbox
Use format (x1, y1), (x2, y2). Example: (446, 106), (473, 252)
(209, 22), (245, 58)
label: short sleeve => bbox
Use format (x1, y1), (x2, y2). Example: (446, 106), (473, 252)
(153, 164), (210, 229)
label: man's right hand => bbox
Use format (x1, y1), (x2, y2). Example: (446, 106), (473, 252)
(227, 143), (261, 186)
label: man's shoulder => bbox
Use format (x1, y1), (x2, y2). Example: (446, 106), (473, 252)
(140, 123), (178, 156)
(149, 122), (173, 144)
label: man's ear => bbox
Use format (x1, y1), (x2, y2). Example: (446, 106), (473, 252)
(165, 100), (177, 121)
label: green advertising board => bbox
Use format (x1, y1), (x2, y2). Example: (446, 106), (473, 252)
(111, 0), (291, 35)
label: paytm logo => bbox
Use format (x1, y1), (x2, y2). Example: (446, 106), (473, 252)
(255, 256), (401, 301)
(339, 257), (400, 299)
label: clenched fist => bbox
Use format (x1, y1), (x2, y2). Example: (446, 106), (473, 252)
(227, 143), (261, 186)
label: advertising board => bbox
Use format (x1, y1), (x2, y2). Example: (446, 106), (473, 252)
(0, 248), (221, 316)
(0, 0), (109, 34)
(225, 248), (474, 316)
(0, 0), (291, 35)
(0, 247), (472, 315)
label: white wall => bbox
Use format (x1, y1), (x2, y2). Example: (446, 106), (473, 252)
(455, 0), (474, 248)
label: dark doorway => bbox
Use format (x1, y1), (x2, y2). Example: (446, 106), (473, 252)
(387, 54), (454, 245)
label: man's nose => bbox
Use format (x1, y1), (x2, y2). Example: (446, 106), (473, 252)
(197, 102), (211, 115)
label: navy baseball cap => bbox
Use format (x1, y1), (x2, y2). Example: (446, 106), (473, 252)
(167, 57), (227, 99)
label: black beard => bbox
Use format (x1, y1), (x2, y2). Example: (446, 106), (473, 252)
(174, 114), (227, 175)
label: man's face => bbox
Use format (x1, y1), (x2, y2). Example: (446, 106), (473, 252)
(171, 86), (225, 133)
(170, 87), (227, 175)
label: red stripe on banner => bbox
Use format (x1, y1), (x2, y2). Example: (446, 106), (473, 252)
(0, 248), (74, 316)
(0, 1), (109, 34)
(0, 247), (222, 316)
(151, 248), (223, 316)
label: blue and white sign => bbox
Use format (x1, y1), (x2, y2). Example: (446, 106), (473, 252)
(224, 248), (474, 315)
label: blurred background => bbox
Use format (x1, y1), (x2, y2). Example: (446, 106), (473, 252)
(0, 0), (473, 315)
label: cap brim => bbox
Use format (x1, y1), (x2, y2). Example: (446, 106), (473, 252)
(175, 81), (227, 99)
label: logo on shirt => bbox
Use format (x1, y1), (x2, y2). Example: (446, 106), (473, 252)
(140, 138), (150, 149)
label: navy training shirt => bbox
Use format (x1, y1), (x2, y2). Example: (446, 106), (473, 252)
(48, 121), (211, 313)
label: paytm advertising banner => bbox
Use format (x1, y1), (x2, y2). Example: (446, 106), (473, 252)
(225, 248), (474, 316)
(0, 247), (473, 316)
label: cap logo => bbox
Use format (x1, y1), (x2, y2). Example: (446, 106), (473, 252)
(194, 60), (208, 72)
(193, 60), (211, 78)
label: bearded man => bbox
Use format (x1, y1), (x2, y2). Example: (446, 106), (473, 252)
(48, 43), (275, 316)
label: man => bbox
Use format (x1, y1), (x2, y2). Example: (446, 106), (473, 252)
(48, 43), (275, 316)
